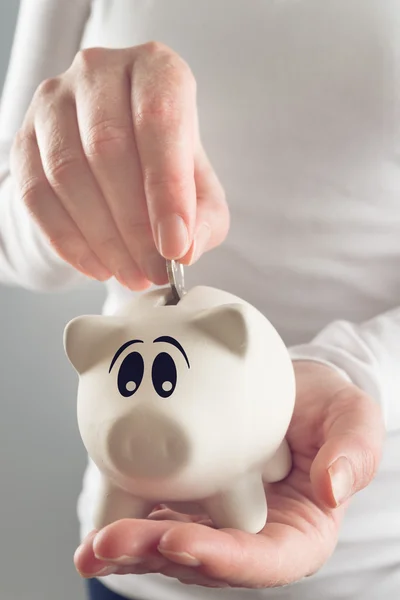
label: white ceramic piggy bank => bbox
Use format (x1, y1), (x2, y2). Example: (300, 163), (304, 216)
(64, 285), (295, 534)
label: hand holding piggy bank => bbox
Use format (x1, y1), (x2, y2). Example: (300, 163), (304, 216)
(64, 285), (295, 534)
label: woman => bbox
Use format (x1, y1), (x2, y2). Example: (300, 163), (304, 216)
(1, 1), (399, 599)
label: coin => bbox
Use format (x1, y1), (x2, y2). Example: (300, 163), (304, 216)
(166, 259), (186, 304)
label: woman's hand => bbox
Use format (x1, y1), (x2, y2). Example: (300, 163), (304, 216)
(11, 43), (229, 289)
(74, 361), (385, 588)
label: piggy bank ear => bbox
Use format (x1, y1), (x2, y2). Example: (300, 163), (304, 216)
(192, 303), (250, 356)
(64, 315), (119, 375)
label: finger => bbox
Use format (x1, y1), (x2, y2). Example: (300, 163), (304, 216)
(158, 563), (229, 588)
(74, 50), (167, 285)
(75, 524), (168, 577)
(311, 385), (385, 508)
(158, 521), (334, 587)
(74, 530), (119, 578)
(86, 519), (225, 586)
(76, 519), (207, 580)
(92, 518), (182, 565)
(148, 508), (205, 522)
(33, 80), (148, 290)
(10, 128), (112, 281)
(132, 43), (196, 260)
(77, 552), (226, 587)
(182, 144), (230, 265)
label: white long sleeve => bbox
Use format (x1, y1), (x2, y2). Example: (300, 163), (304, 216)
(289, 308), (400, 433)
(0, 0), (91, 291)
(2, 2), (398, 600)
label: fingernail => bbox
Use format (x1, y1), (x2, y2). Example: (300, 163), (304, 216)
(157, 547), (201, 567)
(191, 223), (211, 264)
(94, 553), (143, 566)
(85, 565), (118, 578)
(142, 253), (169, 284)
(157, 214), (190, 259)
(78, 254), (112, 281)
(328, 456), (354, 506)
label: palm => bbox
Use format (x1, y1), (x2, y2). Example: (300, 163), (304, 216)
(254, 413), (345, 582)
(75, 362), (382, 588)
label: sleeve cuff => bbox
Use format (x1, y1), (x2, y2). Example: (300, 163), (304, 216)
(288, 344), (353, 383)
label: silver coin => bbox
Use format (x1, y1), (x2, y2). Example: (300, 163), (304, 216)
(166, 259), (186, 304)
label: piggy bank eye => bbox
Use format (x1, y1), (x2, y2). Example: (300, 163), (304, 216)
(117, 351), (144, 397)
(152, 352), (177, 398)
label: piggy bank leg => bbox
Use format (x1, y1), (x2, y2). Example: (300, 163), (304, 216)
(203, 472), (267, 534)
(93, 477), (152, 529)
(262, 439), (292, 483)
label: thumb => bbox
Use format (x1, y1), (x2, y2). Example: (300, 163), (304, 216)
(310, 385), (385, 508)
(181, 143), (230, 266)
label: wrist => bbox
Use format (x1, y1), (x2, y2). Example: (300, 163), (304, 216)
(291, 359), (353, 401)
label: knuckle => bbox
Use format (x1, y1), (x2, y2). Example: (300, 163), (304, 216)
(49, 231), (81, 258)
(44, 146), (81, 187)
(11, 127), (34, 156)
(84, 118), (133, 158)
(10, 131), (46, 213)
(73, 47), (107, 72)
(141, 40), (171, 57)
(33, 77), (62, 102)
(157, 50), (196, 91)
(134, 49), (195, 128)
(143, 168), (193, 197)
(141, 41), (194, 85)
(19, 175), (46, 213)
(175, 57), (196, 91)
(134, 93), (181, 126)
(97, 234), (122, 256)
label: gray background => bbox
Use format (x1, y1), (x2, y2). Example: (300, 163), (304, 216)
(0, 3), (104, 598)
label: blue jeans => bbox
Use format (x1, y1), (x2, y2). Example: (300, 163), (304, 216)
(87, 579), (131, 599)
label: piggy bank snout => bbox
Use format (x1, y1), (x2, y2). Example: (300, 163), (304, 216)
(107, 410), (190, 478)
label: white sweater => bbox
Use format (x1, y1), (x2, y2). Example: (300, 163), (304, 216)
(1, 1), (400, 599)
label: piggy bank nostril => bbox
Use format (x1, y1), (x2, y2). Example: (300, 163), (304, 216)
(107, 411), (190, 478)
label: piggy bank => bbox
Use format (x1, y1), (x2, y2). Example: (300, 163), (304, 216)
(64, 285), (295, 534)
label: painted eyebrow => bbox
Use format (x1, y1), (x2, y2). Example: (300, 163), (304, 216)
(153, 336), (190, 369)
(109, 340), (143, 373)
